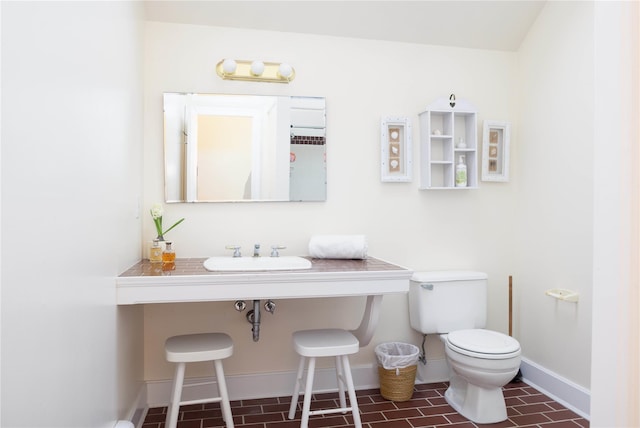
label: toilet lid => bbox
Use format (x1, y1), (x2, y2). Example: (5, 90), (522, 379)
(447, 329), (520, 356)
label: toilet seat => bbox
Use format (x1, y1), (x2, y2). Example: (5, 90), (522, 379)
(446, 329), (520, 360)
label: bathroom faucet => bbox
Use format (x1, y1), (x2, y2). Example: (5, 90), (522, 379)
(225, 245), (241, 257)
(270, 245), (286, 257)
(253, 243), (260, 257)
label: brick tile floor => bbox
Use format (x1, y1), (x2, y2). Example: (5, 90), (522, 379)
(141, 381), (589, 427)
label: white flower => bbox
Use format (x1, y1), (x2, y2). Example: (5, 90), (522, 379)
(150, 202), (184, 240)
(150, 203), (163, 220)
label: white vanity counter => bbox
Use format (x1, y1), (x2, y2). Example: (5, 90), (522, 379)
(117, 257), (412, 305)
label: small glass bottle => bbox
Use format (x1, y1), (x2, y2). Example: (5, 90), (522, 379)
(149, 239), (162, 263)
(162, 241), (176, 271)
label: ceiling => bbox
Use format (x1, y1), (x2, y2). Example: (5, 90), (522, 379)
(143, 1), (546, 52)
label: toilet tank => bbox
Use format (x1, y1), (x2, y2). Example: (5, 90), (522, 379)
(409, 271), (488, 334)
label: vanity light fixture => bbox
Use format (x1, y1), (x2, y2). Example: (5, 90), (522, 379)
(216, 59), (296, 83)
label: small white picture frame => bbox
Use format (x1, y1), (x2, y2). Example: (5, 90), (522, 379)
(381, 116), (412, 182)
(481, 120), (510, 182)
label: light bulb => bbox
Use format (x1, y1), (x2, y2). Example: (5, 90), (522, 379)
(222, 59), (237, 74)
(250, 60), (265, 76)
(278, 63), (293, 79)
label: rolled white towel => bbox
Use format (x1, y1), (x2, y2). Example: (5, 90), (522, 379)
(308, 235), (368, 259)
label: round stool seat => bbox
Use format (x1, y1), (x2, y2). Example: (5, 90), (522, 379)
(165, 333), (233, 363)
(292, 329), (359, 357)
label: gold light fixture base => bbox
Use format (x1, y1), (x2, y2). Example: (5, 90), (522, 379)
(216, 59), (295, 83)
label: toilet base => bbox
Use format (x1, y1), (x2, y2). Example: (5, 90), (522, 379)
(444, 374), (508, 424)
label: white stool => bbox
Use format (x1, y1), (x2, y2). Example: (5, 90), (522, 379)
(165, 333), (234, 428)
(287, 329), (361, 428)
(287, 295), (382, 428)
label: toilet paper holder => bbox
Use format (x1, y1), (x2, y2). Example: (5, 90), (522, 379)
(545, 288), (579, 303)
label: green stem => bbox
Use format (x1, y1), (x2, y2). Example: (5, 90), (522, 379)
(162, 218), (185, 236)
(153, 217), (163, 238)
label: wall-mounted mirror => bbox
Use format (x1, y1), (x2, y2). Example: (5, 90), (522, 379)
(164, 93), (326, 202)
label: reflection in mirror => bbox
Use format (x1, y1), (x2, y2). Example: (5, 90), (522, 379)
(163, 93), (326, 202)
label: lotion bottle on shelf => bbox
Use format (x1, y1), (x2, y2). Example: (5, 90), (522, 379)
(455, 155), (467, 187)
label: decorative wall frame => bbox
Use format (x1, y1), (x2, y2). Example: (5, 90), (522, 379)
(481, 120), (510, 182)
(380, 116), (412, 182)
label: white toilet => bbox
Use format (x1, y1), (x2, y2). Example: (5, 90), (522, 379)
(408, 271), (521, 424)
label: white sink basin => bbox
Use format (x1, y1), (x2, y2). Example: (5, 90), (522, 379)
(203, 256), (312, 272)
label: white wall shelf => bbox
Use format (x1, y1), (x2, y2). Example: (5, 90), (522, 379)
(419, 97), (478, 189)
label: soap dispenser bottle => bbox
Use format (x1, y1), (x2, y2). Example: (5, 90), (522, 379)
(149, 239), (162, 263)
(455, 155), (467, 187)
(162, 241), (176, 271)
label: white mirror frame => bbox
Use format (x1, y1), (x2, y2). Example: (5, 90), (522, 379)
(380, 116), (412, 182)
(481, 120), (511, 182)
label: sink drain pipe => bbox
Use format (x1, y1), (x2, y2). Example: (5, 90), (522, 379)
(238, 299), (276, 341)
(246, 299), (261, 342)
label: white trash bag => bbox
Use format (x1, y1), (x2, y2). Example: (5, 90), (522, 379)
(375, 342), (420, 371)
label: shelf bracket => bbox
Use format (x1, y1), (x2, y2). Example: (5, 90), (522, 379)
(545, 288), (579, 303)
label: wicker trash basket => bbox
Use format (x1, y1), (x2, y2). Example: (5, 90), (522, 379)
(378, 364), (418, 401)
(375, 342), (420, 402)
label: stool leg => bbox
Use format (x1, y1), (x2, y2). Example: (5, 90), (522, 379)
(213, 359), (234, 428)
(300, 357), (316, 428)
(288, 356), (306, 420)
(335, 356), (347, 412)
(341, 356), (362, 428)
(166, 362), (185, 428)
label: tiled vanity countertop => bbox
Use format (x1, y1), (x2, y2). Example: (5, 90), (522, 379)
(117, 257), (412, 305)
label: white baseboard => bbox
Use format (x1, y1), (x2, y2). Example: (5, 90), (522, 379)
(415, 358), (449, 384)
(520, 357), (590, 420)
(138, 357), (590, 422)
(144, 359), (446, 407)
(146, 363), (383, 407)
(123, 385), (148, 428)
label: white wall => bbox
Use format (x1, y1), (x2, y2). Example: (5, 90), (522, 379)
(142, 22), (521, 382)
(1, 2), (145, 427)
(591, 1), (640, 426)
(516, 2), (594, 389)
(517, 2), (640, 422)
